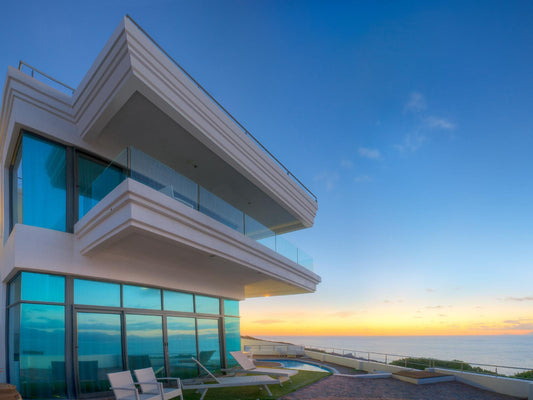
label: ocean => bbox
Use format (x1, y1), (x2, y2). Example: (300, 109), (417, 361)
(256, 335), (533, 374)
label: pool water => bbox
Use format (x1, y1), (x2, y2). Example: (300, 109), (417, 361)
(262, 359), (332, 372)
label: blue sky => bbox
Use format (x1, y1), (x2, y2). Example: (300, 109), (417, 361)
(2, 1), (533, 335)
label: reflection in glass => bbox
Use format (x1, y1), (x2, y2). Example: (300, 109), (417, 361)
(77, 313), (123, 393)
(224, 317), (241, 367)
(164, 291), (193, 312)
(197, 319), (221, 372)
(199, 187), (244, 233)
(8, 274), (21, 304)
(20, 272), (64, 303)
(12, 144), (23, 226)
(123, 285), (161, 310)
(78, 155), (124, 219)
(223, 299), (239, 316)
(17, 304), (66, 398)
(126, 314), (165, 377)
(8, 306), (20, 390)
(74, 279), (120, 307)
(167, 317), (198, 378)
(16, 134), (67, 231)
(195, 295), (219, 314)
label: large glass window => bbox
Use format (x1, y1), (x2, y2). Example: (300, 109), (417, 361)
(123, 285), (161, 310)
(223, 299), (239, 316)
(195, 295), (219, 314)
(164, 290), (193, 312)
(12, 133), (67, 231)
(77, 312), (123, 393)
(126, 314), (165, 377)
(19, 304), (66, 398)
(197, 319), (221, 372)
(78, 155), (124, 220)
(224, 317), (241, 367)
(74, 279), (120, 307)
(167, 317), (198, 378)
(14, 272), (65, 303)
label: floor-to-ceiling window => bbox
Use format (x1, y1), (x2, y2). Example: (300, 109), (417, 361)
(11, 133), (67, 231)
(7, 272), (241, 398)
(6, 272), (67, 399)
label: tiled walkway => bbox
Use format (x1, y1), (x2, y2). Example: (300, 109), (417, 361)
(281, 375), (522, 400)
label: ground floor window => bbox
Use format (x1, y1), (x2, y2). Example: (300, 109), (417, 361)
(6, 271), (241, 399)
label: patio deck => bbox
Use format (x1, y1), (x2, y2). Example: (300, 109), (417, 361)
(281, 375), (523, 400)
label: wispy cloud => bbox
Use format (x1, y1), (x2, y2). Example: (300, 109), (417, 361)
(329, 311), (357, 318)
(354, 174), (372, 183)
(253, 319), (284, 324)
(503, 296), (533, 302)
(395, 131), (427, 153)
(358, 147), (382, 160)
(405, 92), (426, 113)
(425, 116), (455, 130)
(314, 171), (339, 191)
(425, 288), (435, 293)
(340, 159), (354, 169)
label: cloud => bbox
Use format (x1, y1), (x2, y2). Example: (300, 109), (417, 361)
(314, 171), (339, 191)
(426, 305), (444, 309)
(503, 296), (533, 302)
(395, 131), (427, 153)
(354, 175), (372, 183)
(340, 159), (354, 169)
(253, 319), (284, 324)
(425, 288), (435, 293)
(425, 116), (455, 130)
(405, 92), (426, 113)
(358, 147), (382, 160)
(438, 314), (447, 317)
(329, 311), (357, 318)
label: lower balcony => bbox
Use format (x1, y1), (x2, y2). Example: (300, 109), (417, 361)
(74, 178), (320, 297)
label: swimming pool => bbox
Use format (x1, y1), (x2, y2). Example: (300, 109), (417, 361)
(261, 359), (333, 373)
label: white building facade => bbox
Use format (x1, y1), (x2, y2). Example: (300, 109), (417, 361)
(0, 17), (319, 398)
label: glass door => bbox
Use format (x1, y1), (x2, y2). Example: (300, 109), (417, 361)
(75, 311), (123, 396)
(197, 318), (222, 372)
(166, 316), (198, 378)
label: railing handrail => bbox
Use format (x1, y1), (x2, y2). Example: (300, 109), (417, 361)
(243, 343), (533, 373)
(125, 15), (317, 202)
(18, 61), (76, 94)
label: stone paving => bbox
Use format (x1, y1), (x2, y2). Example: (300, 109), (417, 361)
(281, 375), (523, 400)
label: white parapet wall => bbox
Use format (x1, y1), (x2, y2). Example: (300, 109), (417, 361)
(305, 350), (412, 374)
(431, 368), (533, 400)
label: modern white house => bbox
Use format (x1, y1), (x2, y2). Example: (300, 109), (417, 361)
(0, 16), (319, 398)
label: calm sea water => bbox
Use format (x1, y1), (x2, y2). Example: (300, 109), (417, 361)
(256, 335), (533, 372)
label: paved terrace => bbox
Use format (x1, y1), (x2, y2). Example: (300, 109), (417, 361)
(281, 375), (523, 400)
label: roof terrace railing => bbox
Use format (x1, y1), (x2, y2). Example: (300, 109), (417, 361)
(125, 15), (317, 202)
(18, 61), (75, 96)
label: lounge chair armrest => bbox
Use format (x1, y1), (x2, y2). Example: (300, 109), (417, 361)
(109, 386), (138, 393)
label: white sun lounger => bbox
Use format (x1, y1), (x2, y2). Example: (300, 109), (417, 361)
(134, 367), (183, 400)
(226, 350), (299, 383)
(108, 370), (164, 400)
(182, 358), (278, 400)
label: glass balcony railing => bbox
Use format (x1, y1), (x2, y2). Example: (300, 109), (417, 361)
(91, 147), (313, 270)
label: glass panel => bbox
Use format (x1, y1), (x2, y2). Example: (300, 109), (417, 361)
(78, 155), (125, 219)
(8, 306), (20, 391)
(244, 215), (276, 250)
(195, 295), (219, 314)
(21, 134), (67, 231)
(130, 147), (198, 209)
(224, 317), (241, 367)
(8, 274), (21, 304)
(19, 304), (66, 398)
(21, 272), (64, 303)
(164, 291), (193, 313)
(167, 317), (198, 378)
(197, 319), (221, 372)
(77, 313), (123, 393)
(223, 300), (239, 316)
(276, 236), (299, 264)
(123, 285), (161, 310)
(12, 143), (23, 227)
(126, 314), (165, 377)
(74, 279), (120, 307)
(199, 187), (244, 233)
